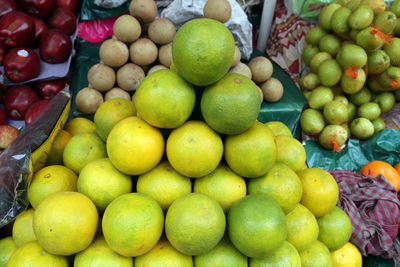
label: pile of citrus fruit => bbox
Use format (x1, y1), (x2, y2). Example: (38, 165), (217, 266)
(0, 10), (362, 267)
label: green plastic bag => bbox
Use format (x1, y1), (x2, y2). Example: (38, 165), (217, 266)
(305, 129), (400, 172)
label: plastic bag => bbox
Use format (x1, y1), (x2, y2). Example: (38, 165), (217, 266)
(0, 88), (71, 227)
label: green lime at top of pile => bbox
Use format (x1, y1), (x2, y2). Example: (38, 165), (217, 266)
(172, 18), (235, 86)
(201, 73), (261, 135)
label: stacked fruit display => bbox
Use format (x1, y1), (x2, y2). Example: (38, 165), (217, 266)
(0, 0), (78, 83)
(76, 0), (284, 115)
(0, 0), (363, 265)
(300, 0), (400, 150)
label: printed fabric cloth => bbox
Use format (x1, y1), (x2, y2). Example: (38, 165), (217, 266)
(330, 170), (400, 263)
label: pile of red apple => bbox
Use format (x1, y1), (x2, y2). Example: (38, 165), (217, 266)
(0, 0), (79, 83)
(0, 76), (69, 150)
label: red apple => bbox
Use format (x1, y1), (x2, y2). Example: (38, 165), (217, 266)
(4, 85), (40, 120)
(19, 0), (56, 17)
(0, 125), (19, 149)
(0, 0), (19, 18)
(0, 42), (8, 66)
(4, 48), (40, 82)
(40, 29), (72, 64)
(33, 17), (48, 45)
(48, 8), (76, 35)
(0, 107), (7, 125)
(55, 0), (78, 12)
(37, 77), (67, 99)
(24, 99), (50, 125)
(0, 11), (36, 47)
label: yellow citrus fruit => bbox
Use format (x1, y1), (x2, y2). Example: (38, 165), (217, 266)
(94, 98), (136, 142)
(63, 133), (106, 174)
(166, 120), (223, 177)
(165, 193), (226, 256)
(28, 165), (77, 208)
(224, 121), (276, 178)
(193, 164), (246, 213)
(12, 209), (36, 247)
(194, 236), (247, 267)
(46, 130), (72, 166)
(275, 135), (306, 172)
(286, 204), (319, 252)
(201, 73), (261, 135)
(0, 236), (17, 267)
(265, 121), (293, 137)
(107, 116), (164, 175)
(300, 240), (334, 267)
(248, 163), (303, 214)
(172, 18), (235, 86)
(134, 237), (193, 267)
(136, 160), (191, 211)
(249, 241), (301, 267)
(331, 242), (362, 267)
(33, 192), (98, 256)
(6, 241), (68, 267)
(297, 168), (339, 217)
(228, 194), (287, 259)
(317, 206), (352, 250)
(135, 69), (196, 129)
(102, 193), (164, 257)
(64, 117), (97, 136)
(78, 158), (132, 212)
(74, 236), (133, 267)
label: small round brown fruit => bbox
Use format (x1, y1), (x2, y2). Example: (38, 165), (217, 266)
(229, 62), (252, 79)
(203, 0), (232, 23)
(231, 46), (241, 67)
(260, 78), (284, 102)
(258, 86), (264, 103)
(113, 15), (141, 43)
(99, 38), (129, 67)
(147, 65), (168, 75)
(105, 88), (131, 101)
(248, 56), (273, 84)
(116, 63), (145, 91)
(87, 63), (116, 92)
(76, 87), (104, 114)
(159, 43), (173, 67)
(129, 38), (158, 66)
(129, 0), (157, 24)
(148, 18), (176, 45)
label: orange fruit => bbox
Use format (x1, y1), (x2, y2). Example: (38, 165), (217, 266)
(249, 241), (301, 267)
(33, 192), (98, 256)
(300, 240), (334, 267)
(360, 160), (400, 191)
(6, 241), (68, 267)
(172, 18), (235, 86)
(106, 116), (165, 176)
(135, 69), (196, 129)
(165, 193), (226, 256)
(228, 194), (287, 259)
(0, 236), (17, 266)
(12, 209), (36, 247)
(46, 130), (72, 166)
(331, 242), (362, 267)
(64, 117), (96, 136)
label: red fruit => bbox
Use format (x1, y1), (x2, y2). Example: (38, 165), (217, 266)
(0, 0), (19, 18)
(4, 48), (41, 82)
(39, 29), (72, 64)
(37, 77), (67, 99)
(55, 0), (78, 12)
(4, 85), (40, 120)
(24, 99), (50, 125)
(19, 0), (56, 17)
(0, 11), (36, 47)
(0, 42), (8, 65)
(32, 17), (48, 46)
(0, 124), (19, 149)
(48, 8), (76, 35)
(0, 107), (7, 125)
